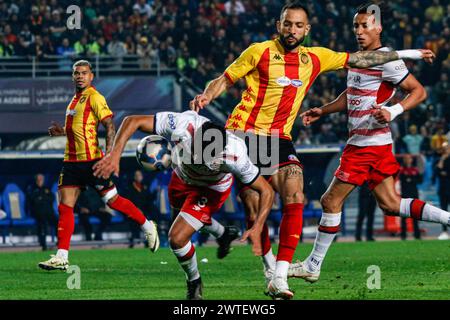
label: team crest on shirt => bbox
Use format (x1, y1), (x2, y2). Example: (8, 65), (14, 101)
(301, 53), (309, 64)
(66, 109), (77, 116)
(80, 97), (86, 104)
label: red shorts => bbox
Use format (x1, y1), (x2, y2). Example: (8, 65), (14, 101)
(168, 172), (231, 225)
(334, 144), (400, 190)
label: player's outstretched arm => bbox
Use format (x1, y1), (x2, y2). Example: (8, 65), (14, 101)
(347, 49), (435, 69)
(300, 89), (348, 126)
(373, 74), (427, 124)
(241, 176), (274, 256)
(190, 74), (233, 112)
(93, 115), (155, 178)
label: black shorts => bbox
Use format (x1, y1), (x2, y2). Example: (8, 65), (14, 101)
(58, 160), (115, 196)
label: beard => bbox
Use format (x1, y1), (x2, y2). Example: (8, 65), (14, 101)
(279, 34), (305, 50)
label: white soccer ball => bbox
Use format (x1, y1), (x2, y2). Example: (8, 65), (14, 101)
(136, 135), (172, 171)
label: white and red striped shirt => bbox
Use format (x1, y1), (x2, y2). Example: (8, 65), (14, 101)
(346, 47), (409, 146)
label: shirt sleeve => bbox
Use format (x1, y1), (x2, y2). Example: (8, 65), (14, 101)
(91, 94), (113, 121)
(224, 43), (261, 84)
(309, 47), (349, 74)
(382, 59), (410, 85)
(154, 112), (180, 140)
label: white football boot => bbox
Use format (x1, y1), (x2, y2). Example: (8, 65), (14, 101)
(267, 276), (294, 300)
(144, 221), (160, 252)
(288, 260), (320, 283)
(38, 255), (69, 271)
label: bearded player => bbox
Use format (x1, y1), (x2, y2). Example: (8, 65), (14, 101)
(290, 4), (449, 282)
(38, 60), (159, 271)
(93, 110), (275, 300)
(190, 1), (435, 299)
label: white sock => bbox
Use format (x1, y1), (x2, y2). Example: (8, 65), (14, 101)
(171, 241), (200, 281)
(140, 220), (153, 233)
(274, 260), (290, 279)
(56, 249), (69, 260)
(202, 218), (225, 238)
(262, 249), (276, 272)
(306, 212), (341, 273)
(400, 198), (450, 225)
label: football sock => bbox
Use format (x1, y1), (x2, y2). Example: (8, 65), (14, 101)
(400, 198), (450, 225)
(140, 220), (154, 233)
(275, 203), (303, 279)
(262, 248), (276, 272)
(202, 218), (225, 238)
(305, 212), (341, 273)
(171, 241), (200, 281)
(108, 195), (146, 225)
(56, 249), (69, 260)
(57, 203), (75, 251)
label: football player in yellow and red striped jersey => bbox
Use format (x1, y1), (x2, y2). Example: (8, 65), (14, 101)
(191, 1), (434, 299)
(38, 60), (159, 271)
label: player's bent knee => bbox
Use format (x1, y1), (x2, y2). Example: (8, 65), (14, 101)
(320, 193), (341, 213)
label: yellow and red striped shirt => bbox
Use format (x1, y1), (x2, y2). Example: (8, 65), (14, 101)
(224, 39), (349, 140)
(64, 86), (113, 162)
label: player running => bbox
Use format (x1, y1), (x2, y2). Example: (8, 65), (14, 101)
(38, 60), (159, 271)
(292, 4), (449, 282)
(93, 110), (275, 300)
(190, 1), (435, 299)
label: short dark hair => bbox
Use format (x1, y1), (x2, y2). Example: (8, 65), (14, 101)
(72, 59), (93, 72)
(356, 2), (384, 20)
(280, 1), (310, 20)
(193, 121), (227, 161)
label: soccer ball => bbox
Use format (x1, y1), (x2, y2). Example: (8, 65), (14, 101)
(136, 135), (172, 171)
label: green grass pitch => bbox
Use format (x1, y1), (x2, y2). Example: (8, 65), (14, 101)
(0, 240), (448, 300)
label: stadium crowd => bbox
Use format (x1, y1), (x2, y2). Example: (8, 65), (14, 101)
(0, 0), (449, 147)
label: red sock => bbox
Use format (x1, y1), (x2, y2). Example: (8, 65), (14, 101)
(410, 199), (426, 220)
(247, 217), (272, 256)
(277, 203), (303, 262)
(57, 203), (75, 250)
(108, 195), (146, 225)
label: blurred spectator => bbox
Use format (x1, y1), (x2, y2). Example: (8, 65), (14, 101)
(48, 9), (66, 42)
(402, 125), (423, 154)
(136, 36), (157, 69)
(431, 127), (448, 156)
(74, 36), (89, 57)
(0, 34), (14, 57)
(56, 37), (75, 57)
(224, 0), (246, 16)
(107, 34), (127, 68)
(126, 170), (153, 248)
(133, 0), (153, 19)
(399, 154), (423, 240)
(355, 182), (376, 242)
(76, 186), (111, 241)
(316, 123), (338, 144)
(436, 142), (450, 240)
(27, 174), (57, 251)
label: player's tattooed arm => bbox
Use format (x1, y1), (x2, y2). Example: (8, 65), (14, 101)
(347, 49), (435, 69)
(102, 117), (116, 154)
(348, 51), (400, 68)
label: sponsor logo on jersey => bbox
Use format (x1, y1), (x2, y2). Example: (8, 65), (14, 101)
(348, 99), (361, 106)
(395, 64), (406, 71)
(66, 109), (77, 116)
(290, 79), (303, 87)
(168, 114), (176, 130)
(276, 76), (291, 87)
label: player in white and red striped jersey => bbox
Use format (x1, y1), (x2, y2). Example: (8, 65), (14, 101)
(291, 4), (450, 282)
(92, 110), (274, 300)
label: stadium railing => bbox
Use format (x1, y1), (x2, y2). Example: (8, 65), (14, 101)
(0, 55), (176, 78)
